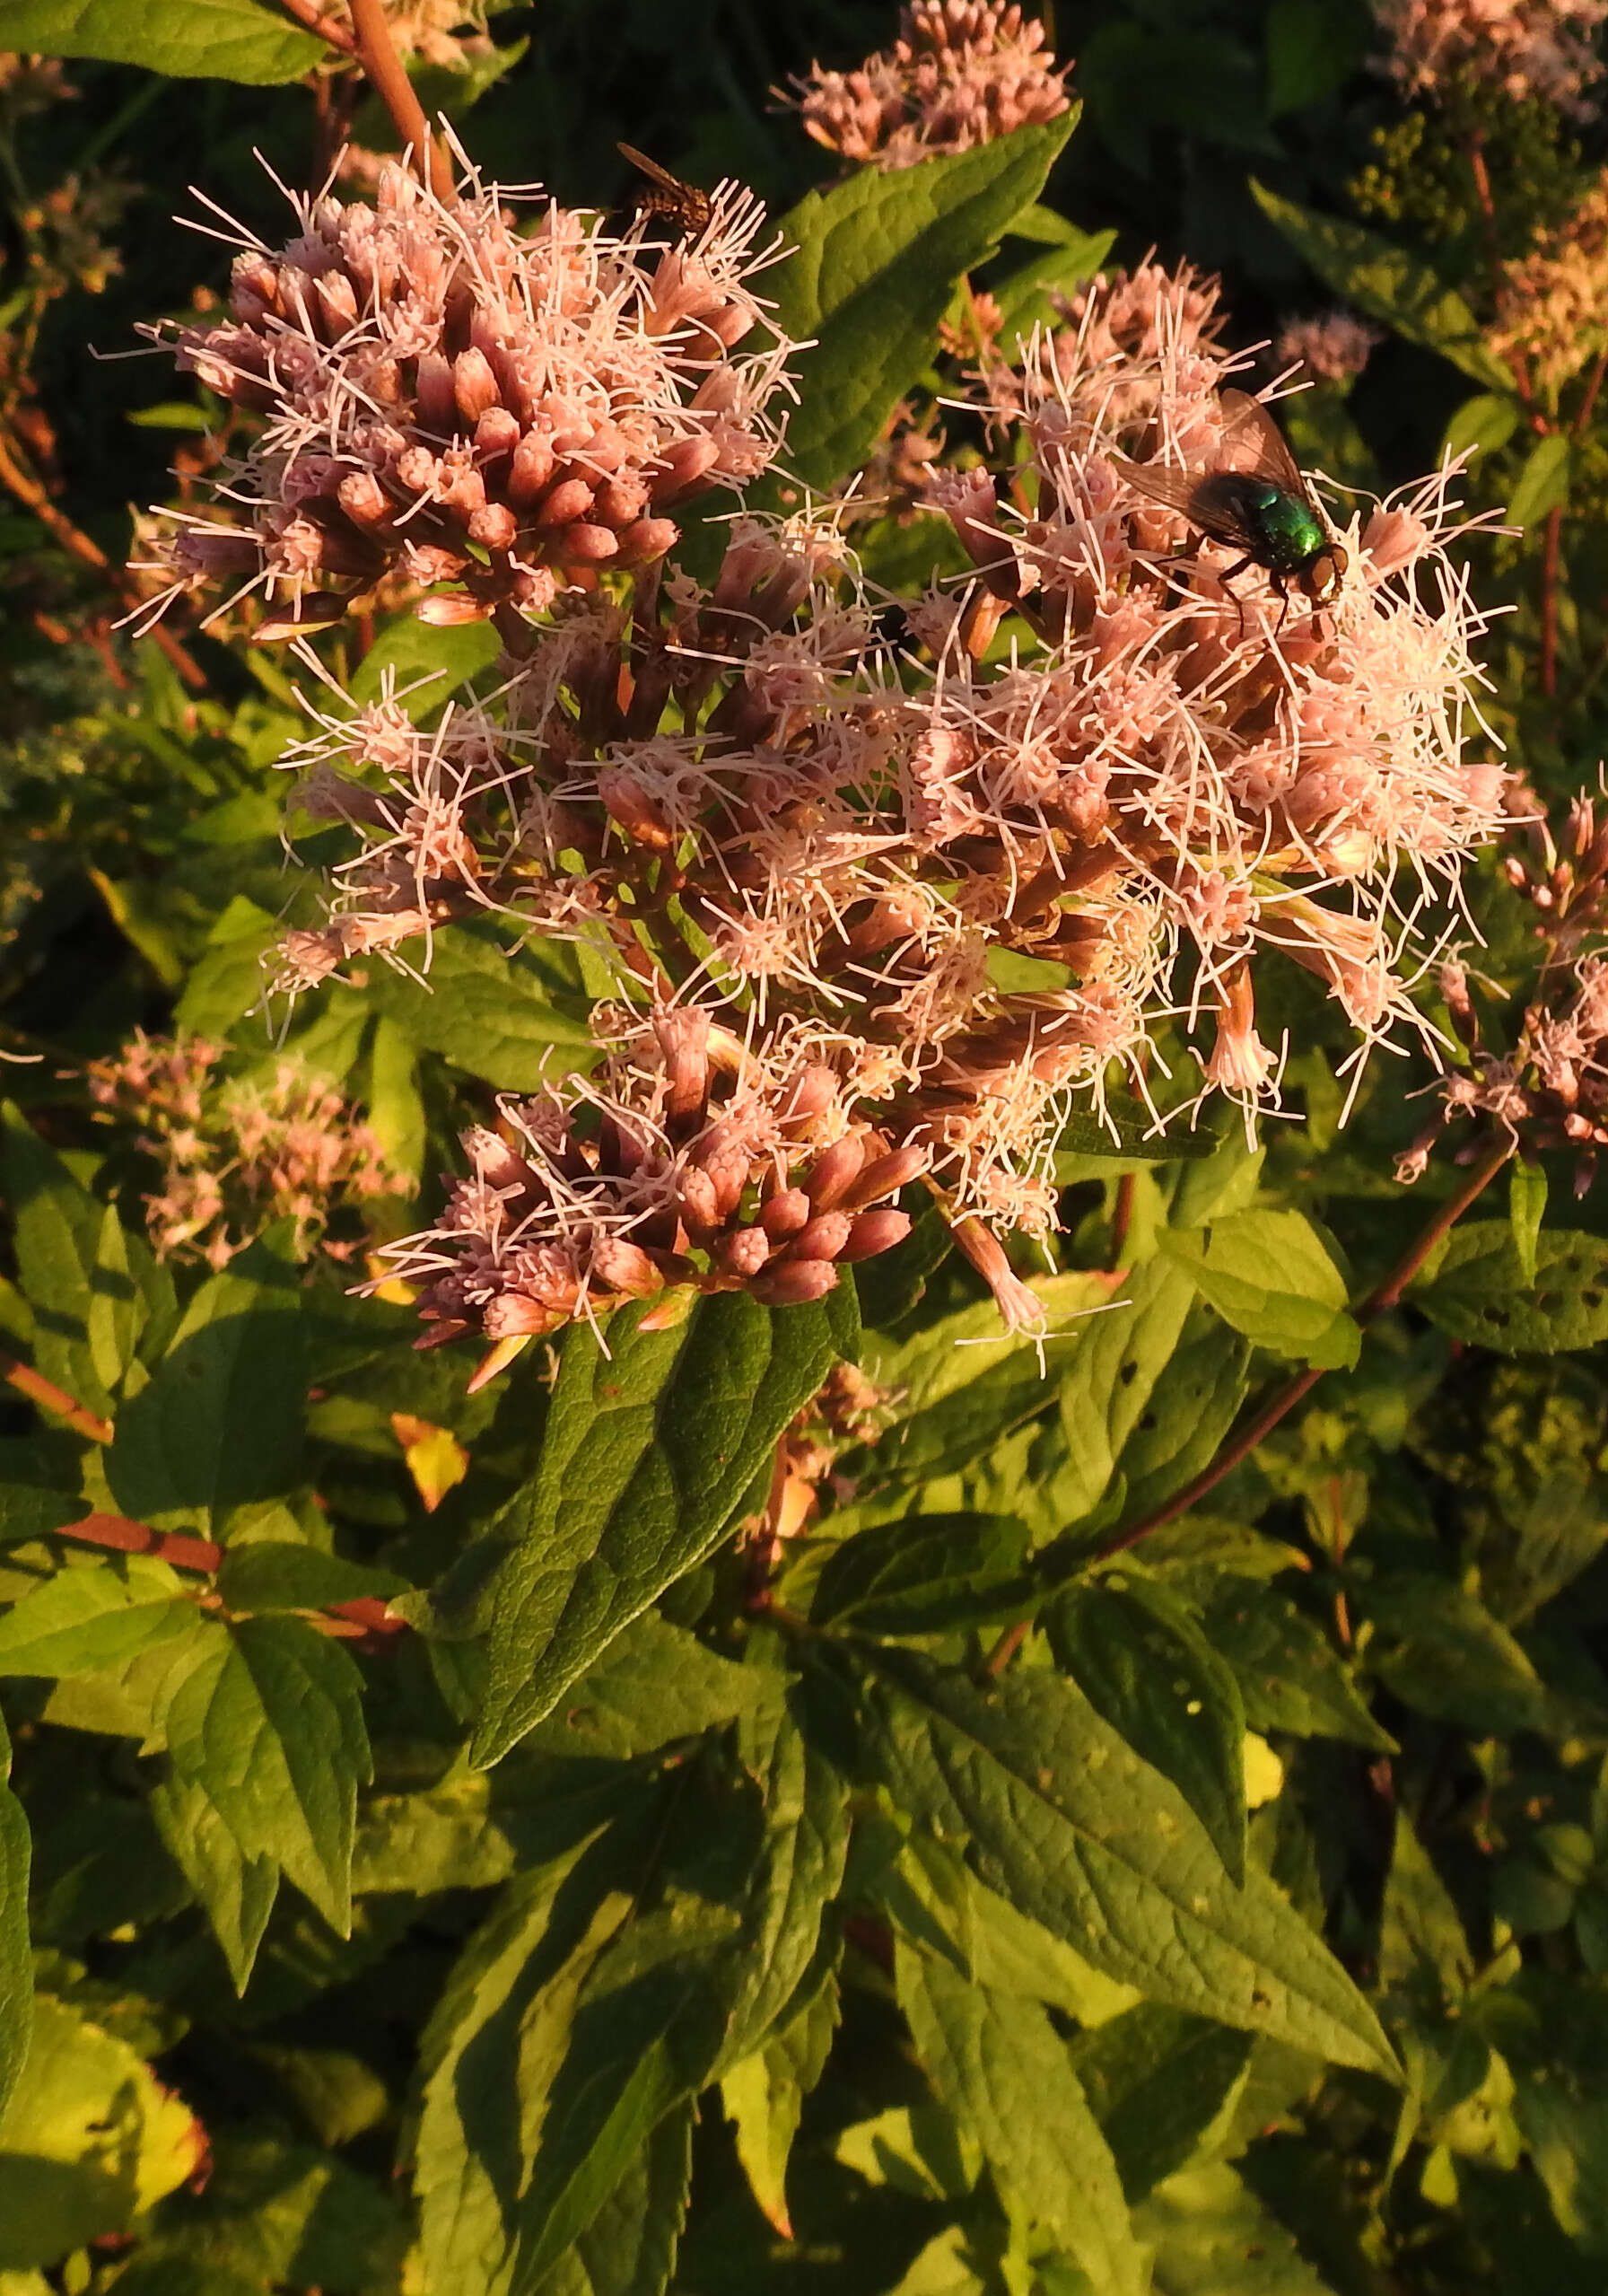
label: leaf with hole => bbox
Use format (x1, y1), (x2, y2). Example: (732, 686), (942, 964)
(1413, 1224), (1608, 1354)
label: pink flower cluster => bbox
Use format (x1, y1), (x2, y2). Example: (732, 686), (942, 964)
(1403, 793), (1608, 1188)
(784, 1), (1071, 170)
(1275, 311), (1381, 384)
(88, 1032), (408, 1267)
(1376, 0), (1607, 116)
(249, 257), (1504, 1352)
(144, 156), (790, 638)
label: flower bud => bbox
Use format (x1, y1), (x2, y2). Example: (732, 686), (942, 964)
(654, 1007), (711, 1133)
(760, 1187), (811, 1240)
(840, 1208), (913, 1261)
(562, 522), (622, 563)
(752, 1259), (840, 1306)
(785, 1211), (853, 1262)
(677, 1168), (721, 1236)
(468, 503), (520, 550)
(715, 1226), (770, 1277)
(507, 430), (555, 505)
(589, 1237), (666, 1296)
(616, 517), (680, 566)
(415, 350), (456, 430)
(538, 478), (596, 528)
(454, 346), (502, 422)
(803, 1133), (868, 1209)
(840, 1144), (929, 1209)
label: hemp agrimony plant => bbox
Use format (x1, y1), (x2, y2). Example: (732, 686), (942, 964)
(3, 6), (1608, 2295)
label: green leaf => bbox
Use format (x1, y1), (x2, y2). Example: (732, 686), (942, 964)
(0, 1995), (204, 2270)
(811, 1512), (1035, 1635)
(412, 1836), (660, 2293)
(0, 1488), (80, 1547)
(1264, 0), (1369, 114)
(365, 917), (595, 1089)
(854, 1649), (1398, 2078)
(1509, 1161), (1548, 1288)
(1071, 2003), (1254, 2201)
(1114, 1302), (1253, 1529)
(345, 607), (502, 709)
(987, 227), (1116, 343)
(148, 1769), (278, 1994)
(1249, 182), (1512, 390)
(1057, 1091), (1216, 1164)
(1442, 391), (1522, 464)
(1048, 1573), (1249, 1885)
(1412, 1223), (1608, 1354)
(106, 1249), (305, 1529)
(0, 1709), (30, 2125)
(861, 1271), (1103, 1495)
(1378, 1809), (1472, 2003)
(0, 1556), (198, 1678)
(896, 1951), (1147, 2296)
(522, 1611), (764, 1762)
(869, 1830), (1140, 2027)
(1506, 434), (1571, 530)
(1158, 1210), (1358, 1369)
(1202, 1582), (1396, 1751)
(174, 895), (279, 1038)
(115, 2131), (406, 2292)
(768, 116), (1077, 491)
(0, 0), (324, 81)
(1514, 2079), (1608, 2257)
(715, 1686), (851, 2080)
(1, 1101), (118, 1417)
(721, 1981), (837, 2240)
(214, 1541), (407, 1616)
(530, 2106), (694, 2296)
(1137, 2162), (1343, 2294)
(1364, 1571), (1550, 1736)
(471, 1287), (855, 1766)
(1056, 1258), (1198, 1525)
(161, 1617), (371, 1932)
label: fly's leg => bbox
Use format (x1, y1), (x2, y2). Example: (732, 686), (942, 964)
(1216, 555), (1254, 642)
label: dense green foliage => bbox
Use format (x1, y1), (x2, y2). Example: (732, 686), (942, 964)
(3, 5), (1608, 2294)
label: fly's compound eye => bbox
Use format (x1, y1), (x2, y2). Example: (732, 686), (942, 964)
(1304, 542), (1347, 605)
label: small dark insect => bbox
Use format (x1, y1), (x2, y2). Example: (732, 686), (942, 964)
(1114, 389), (1348, 634)
(616, 141), (713, 236)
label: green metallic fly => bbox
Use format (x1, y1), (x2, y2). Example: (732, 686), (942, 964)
(1114, 389), (1349, 631)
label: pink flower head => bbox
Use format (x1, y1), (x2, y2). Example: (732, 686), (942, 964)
(784, 1), (1072, 170)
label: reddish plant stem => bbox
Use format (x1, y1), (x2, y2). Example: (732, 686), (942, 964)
(275, 0), (359, 52)
(2, 1356), (112, 1443)
(1097, 1135), (1515, 1559)
(1573, 342), (1608, 440)
(346, 0), (456, 200)
(52, 1519), (408, 1642)
(985, 1136), (1515, 1675)
(0, 426), (205, 688)
(1108, 1170), (1135, 1270)
(58, 1512), (221, 1574)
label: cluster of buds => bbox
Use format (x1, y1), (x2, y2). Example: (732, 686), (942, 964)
(784, 0), (1071, 170)
(1399, 794), (1608, 1187)
(149, 168), (1506, 1350)
(87, 1031), (408, 1268)
(1375, 0), (1608, 118)
(142, 154), (789, 638)
(387, 1011), (924, 1381)
(1274, 311), (1381, 385)
(1490, 167), (1608, 399)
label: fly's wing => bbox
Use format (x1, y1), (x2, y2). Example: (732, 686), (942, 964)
(1215, 390), (1308, 495)
(1111, 452), (1254, 551)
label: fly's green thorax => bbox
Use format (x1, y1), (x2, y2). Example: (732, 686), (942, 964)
(1248, 486), (1327, 571)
